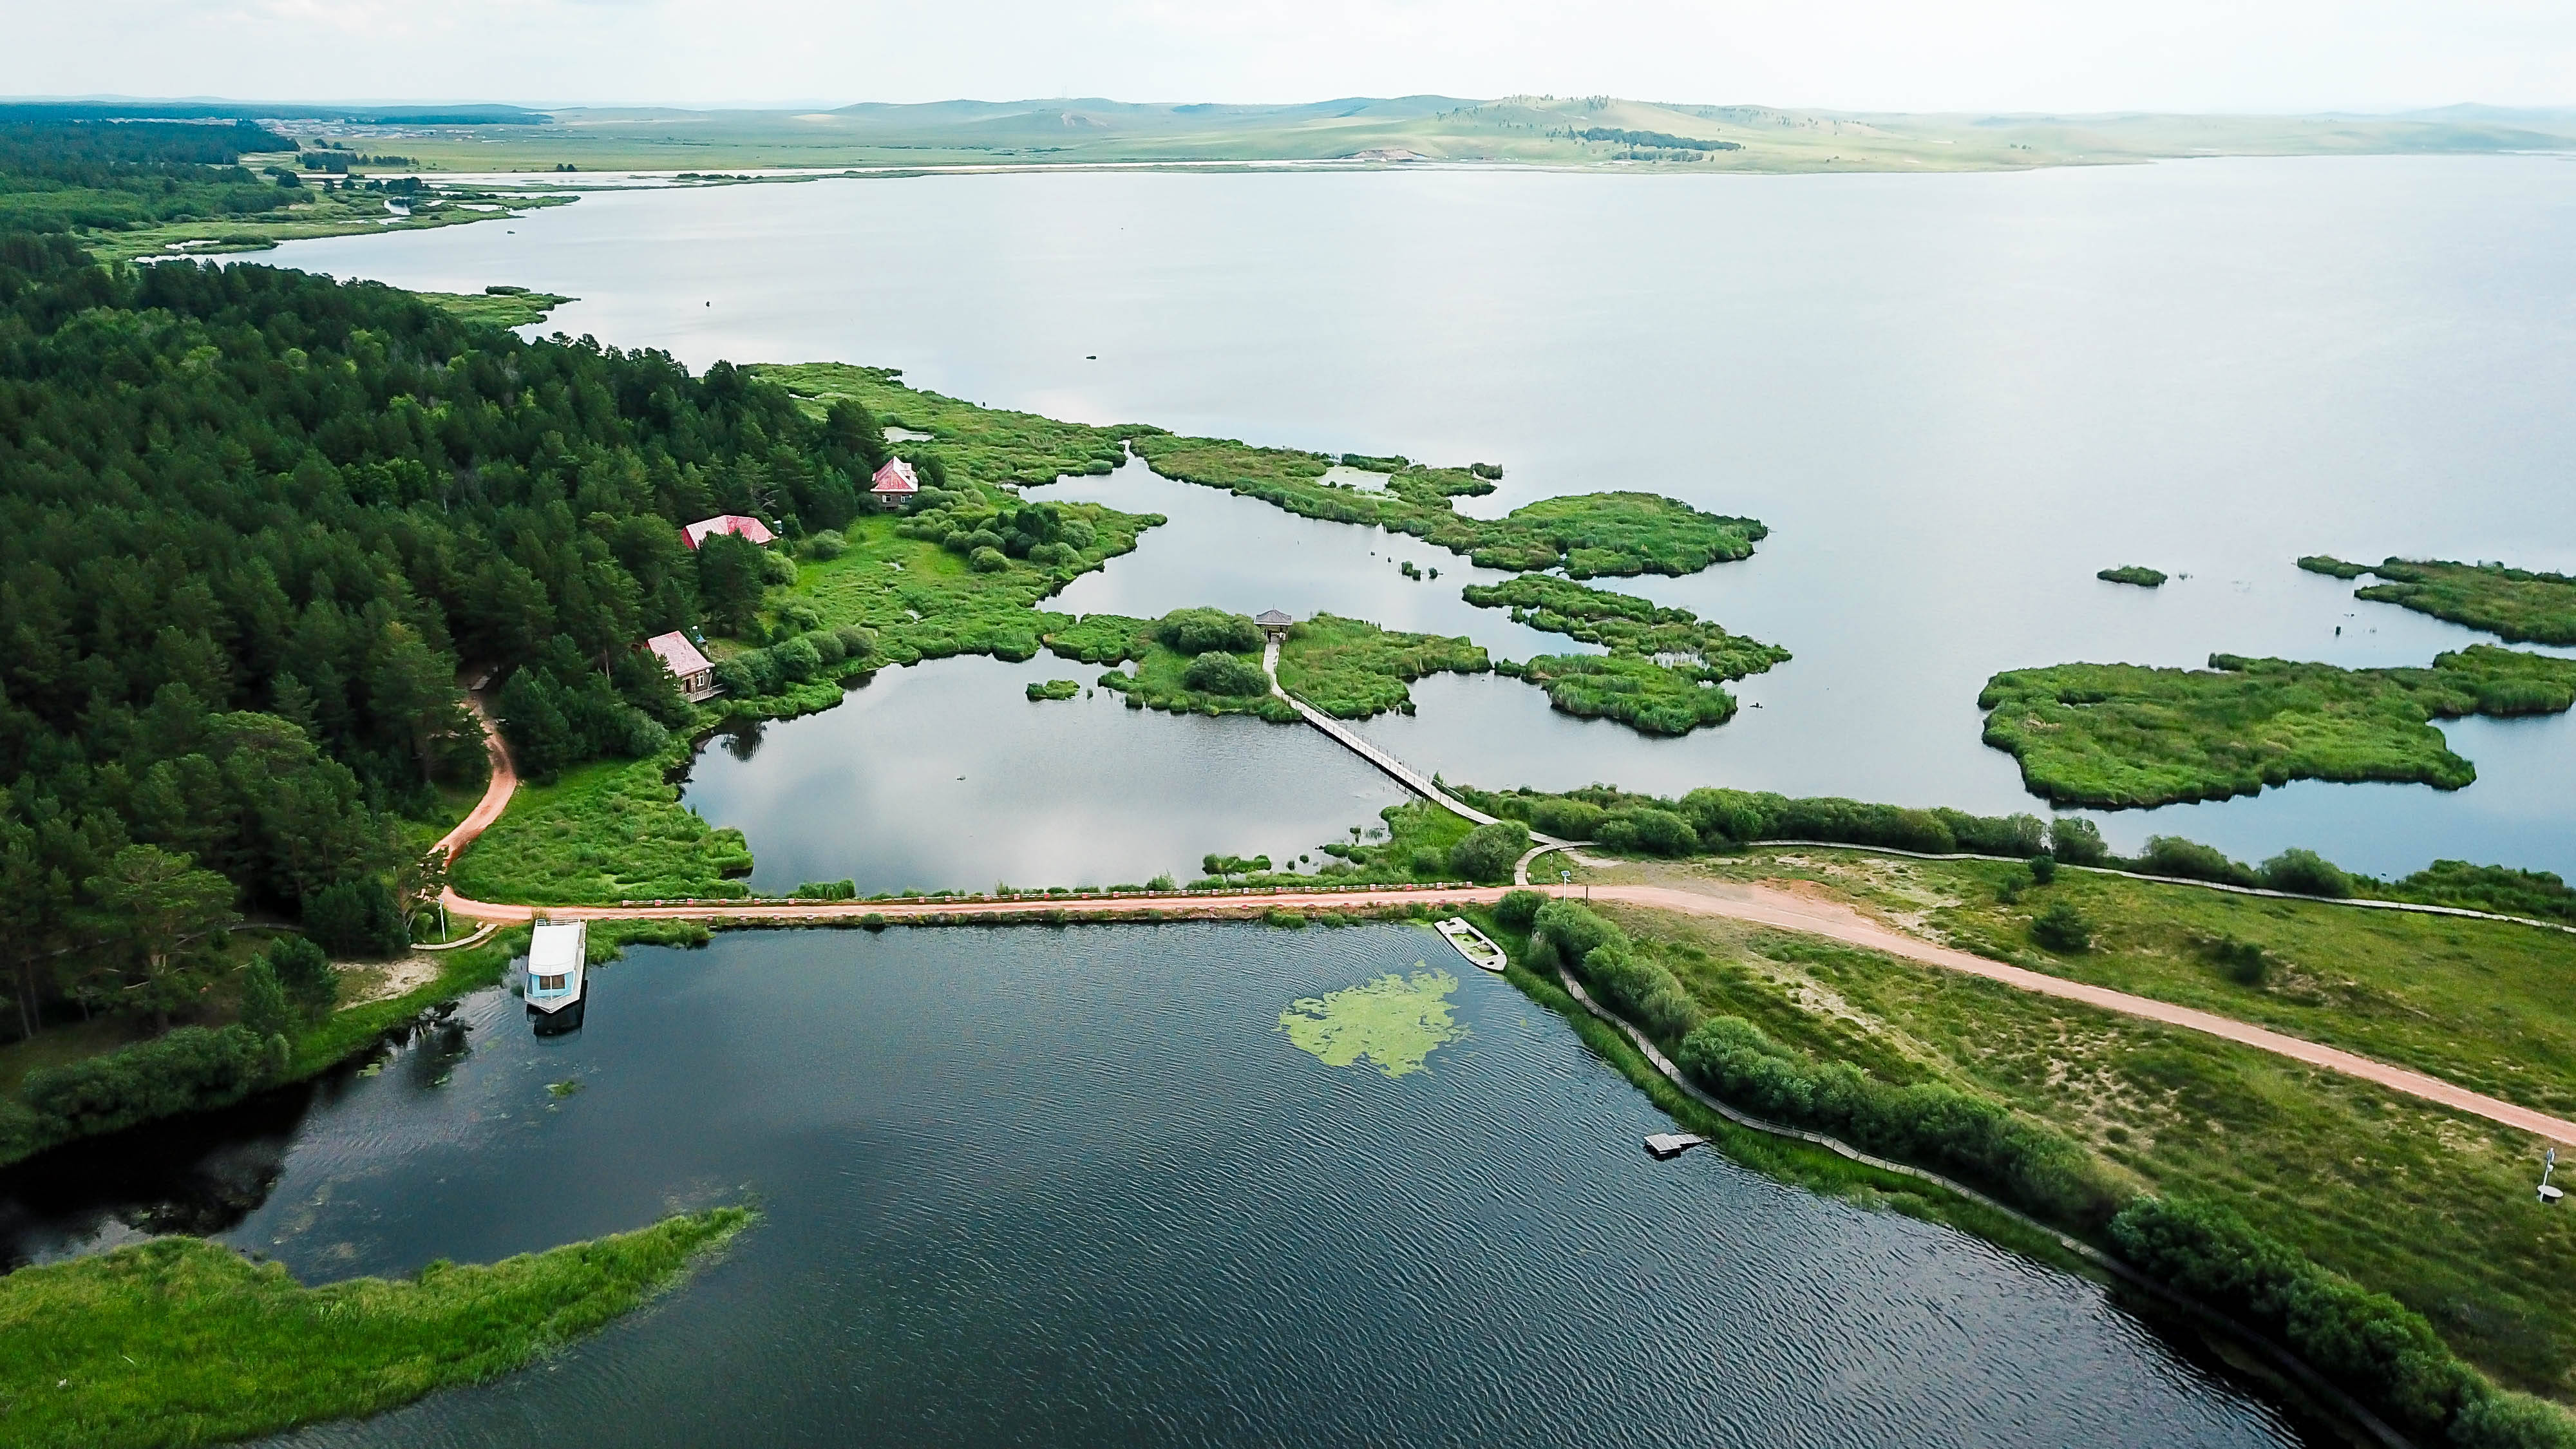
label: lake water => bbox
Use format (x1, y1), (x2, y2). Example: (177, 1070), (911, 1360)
(271, 156), (2576, 887)
(0, 925), (2320, 1446)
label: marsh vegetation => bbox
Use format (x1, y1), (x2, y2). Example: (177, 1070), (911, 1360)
(2304, 554), (2576, 646)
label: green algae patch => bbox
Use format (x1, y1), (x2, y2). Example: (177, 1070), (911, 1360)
(1279, 969), (1467, 1077)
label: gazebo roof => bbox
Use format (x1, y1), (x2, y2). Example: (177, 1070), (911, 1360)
(1255, 609), (1294, 626)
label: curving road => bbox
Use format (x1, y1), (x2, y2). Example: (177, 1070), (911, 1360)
(433, 706), (2576, 1143)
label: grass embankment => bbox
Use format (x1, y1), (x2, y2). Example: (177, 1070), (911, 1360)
(0, 1206), (752, 1449)
(752, 362), (1132, 484)
(1463, 574), (1789, 735)
(2304, 555), (2576, 647)
(2098, 565), (2167, 587)
(1978, 646), (2576, 807)
(1131, 432), (1766, 578)
(82, 187), (575, 263)
(1538, 858), (2576, 1414)
(415, 287), (575, 328)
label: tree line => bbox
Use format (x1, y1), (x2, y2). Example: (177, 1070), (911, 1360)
(0, 232), (896, 1041)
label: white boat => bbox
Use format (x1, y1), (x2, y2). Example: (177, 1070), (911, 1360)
(1435, 916), (1507, 973)
(526, 920), (588, 1033)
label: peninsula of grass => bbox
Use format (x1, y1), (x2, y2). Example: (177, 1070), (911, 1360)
(1461, 573), (1790, 675)
(759, 363), (1770, 580)
(1505, 652), (1747, 735)
(1132, 432), (1766, 578)
(2303, 554), (2576, 646)
(1274, 612), (1488, 717)
(84, 186), (577, 264)
(1568, 849), (2576, 1408)
(2096, 565), (2167, 588)
(417, 286), (576, 328)
(1977, 645), (2576, 808)
(0, 1206), (752, 1449)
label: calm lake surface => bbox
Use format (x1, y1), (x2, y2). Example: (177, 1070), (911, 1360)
(0, 925), (2317, 1446)
(274, 156), (2576, 887)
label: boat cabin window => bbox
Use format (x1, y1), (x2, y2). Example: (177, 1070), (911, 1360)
(535, 973), (567, 992)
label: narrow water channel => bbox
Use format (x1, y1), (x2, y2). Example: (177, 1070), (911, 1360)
(2, 926), (2319, 1446)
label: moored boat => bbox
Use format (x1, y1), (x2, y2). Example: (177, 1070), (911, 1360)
(1434, 916), (1507, 973)
(526, 919), (588, 1034)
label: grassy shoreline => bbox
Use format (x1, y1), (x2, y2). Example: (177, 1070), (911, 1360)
(0, 1206), (752, 1448)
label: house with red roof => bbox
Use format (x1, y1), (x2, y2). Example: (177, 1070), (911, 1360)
(680, 514), (776, 551)
(869, 457), (920, 507)
(643, 631), (721, 701)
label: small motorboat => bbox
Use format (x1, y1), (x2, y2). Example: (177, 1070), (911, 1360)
(526, 919), (588, 1034)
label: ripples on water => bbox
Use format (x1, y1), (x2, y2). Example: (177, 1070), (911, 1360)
(6, 927), (2314, 1446)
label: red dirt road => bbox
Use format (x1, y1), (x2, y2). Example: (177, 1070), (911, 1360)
(433, 713), (2576, 1144)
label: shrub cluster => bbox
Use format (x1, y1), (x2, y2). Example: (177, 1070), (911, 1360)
(1446, 820), (1530, 883)
(709, 626), (878, 699)
(1181, 652), (1270, 697)
(1155, 607), (1265, 656)
(2110, 1196), (2573, 1447)
(1528, 900), (1701, 1040)
(5, 1024), (285, 1157)
(1676, 1014), (2123, 1227)
(790, 879), (857, 900)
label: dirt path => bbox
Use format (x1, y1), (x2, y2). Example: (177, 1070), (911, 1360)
(431, 709), (2576, 1143)
(1586, 879), (2576, 1145)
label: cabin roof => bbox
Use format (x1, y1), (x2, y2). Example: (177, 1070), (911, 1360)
(644, 630), (712, 679)
(529, 920), (587, 974)
(681, 515), (777, 549)
(869, 457), (920, 494)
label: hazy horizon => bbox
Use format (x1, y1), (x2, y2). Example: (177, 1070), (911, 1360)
(9, 1), (2572, 117)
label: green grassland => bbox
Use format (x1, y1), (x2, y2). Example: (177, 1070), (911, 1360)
(271, 97), (2576, 175)
(750, 362), (1130, 484)
(450, 749), (754, 905)
(0, 1207), (750, 1449)
(79, 183), (576, 263)
(416, 287), (576, 328)
(1460, 573), (1789, 676)
(1504, 652), (1751, 735)
(1979, 646), (2576, 807)
(2098, 565), (2168, 588)
(2305, 555), (2576, 647)
(1096, 638), (1298, 722)
(1130, 431), (1765, 578)
(755, 361), (1766, 582)
(1570, 849), (2576, 1399)
(1274, 613), (1488, 717)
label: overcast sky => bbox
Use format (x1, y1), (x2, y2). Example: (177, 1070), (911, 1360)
(12, 0), (2573, 114)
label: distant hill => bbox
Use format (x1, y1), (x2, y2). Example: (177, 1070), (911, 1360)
(22, 93), (2571, 174)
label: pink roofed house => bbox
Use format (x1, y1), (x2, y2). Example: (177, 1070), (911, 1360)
(869, 457), (920, 507)
(643, 631), (721, 702)
(680, 515), (777, 551)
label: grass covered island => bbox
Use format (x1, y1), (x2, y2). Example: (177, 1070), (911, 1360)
(2304, 554), (2576, 647)
(1978, 646), (2576, 807)
(1046, 607), (1486, 720)
(2096, 565), (2168, 587)
(0, 1207), (752, 1449)
(1463, 573), (1790, 735)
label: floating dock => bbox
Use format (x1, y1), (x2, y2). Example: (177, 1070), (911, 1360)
(1643, 1133), (1705, 1160)
(1435, 917), (1507, 972)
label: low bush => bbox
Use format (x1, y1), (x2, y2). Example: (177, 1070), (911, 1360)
(967, 545), (1009, 573)
(2108, 1195), (2524, 1442)
(2203, 935), (2269, 986)
(2260, 847), (2353, 898)
(1181, 652), (1271, 697)
(2133, 836), (2260, 888)
(2030, 900), (2094, 953)
(803, 529), (848, 560)
(791, 880), (857, 900)
(267, 936), (336, 1018)
(1155, 607), (1264, 656)
(2027, 855), (2058, 886)
(1448, 820), (1531, 883)
(1493, 889), (1546, 929)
